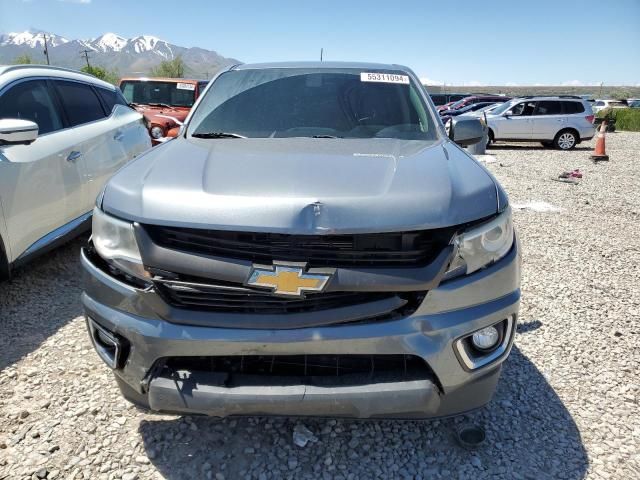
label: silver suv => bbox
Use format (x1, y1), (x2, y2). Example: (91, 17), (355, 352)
(486, 96), (595, 150)
(82, 62), (521, 419)
(0, 65), (150, 279)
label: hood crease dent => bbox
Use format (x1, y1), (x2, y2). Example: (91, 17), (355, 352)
(103, 137), (498, 234)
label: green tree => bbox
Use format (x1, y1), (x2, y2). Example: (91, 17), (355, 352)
(13, 53), (34, 65)
(80, 65), (120, 85)
(150, 56), (185, 78)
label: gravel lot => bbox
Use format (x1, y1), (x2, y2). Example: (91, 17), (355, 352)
(1, 132), (639, 480)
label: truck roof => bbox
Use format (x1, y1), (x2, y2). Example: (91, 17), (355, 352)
(119, 77), (204, 83)
(233, 61), (411, 72)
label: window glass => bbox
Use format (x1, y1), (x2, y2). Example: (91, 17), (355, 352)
(536, 101), (562, 115)
(189, 68), (437, 140)
(490, 101), (516, 115)
(562, 101), (584, 114)
(96, 87), (128, 113)
(509, 101), (536, 116)
(54, 81), (106, 126)
(0, 80), (63, 135)
(120, 81), (197, 107)
(594, 101), (604, 107)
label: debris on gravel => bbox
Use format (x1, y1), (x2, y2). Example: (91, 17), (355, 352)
(1, 133), (639, 479)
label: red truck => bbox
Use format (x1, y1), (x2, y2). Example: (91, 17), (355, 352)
(119, 77), (208, 145)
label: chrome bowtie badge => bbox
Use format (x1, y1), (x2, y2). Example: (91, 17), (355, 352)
(246, 264), (331, 297)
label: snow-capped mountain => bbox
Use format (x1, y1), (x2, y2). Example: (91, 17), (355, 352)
(0, 30), (69, 48)
(0, 30), (238, 78)
(90, 33), (127, 53)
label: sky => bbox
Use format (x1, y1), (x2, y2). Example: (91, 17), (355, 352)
(1, 0), (639, 86)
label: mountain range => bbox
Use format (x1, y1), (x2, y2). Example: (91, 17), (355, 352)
(0, 30), (239, 79)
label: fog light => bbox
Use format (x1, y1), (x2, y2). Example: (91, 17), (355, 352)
(87, 317), (124, 369)
(471, 326), (500, 351)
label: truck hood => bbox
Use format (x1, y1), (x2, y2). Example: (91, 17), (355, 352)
(134, 105), (190, 127)
(103, 137), (498, 233)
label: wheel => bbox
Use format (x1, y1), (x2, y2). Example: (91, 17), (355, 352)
(541, 141), (553, 148)
(486, 129), (494, 148)
(553, 130), (578, 150)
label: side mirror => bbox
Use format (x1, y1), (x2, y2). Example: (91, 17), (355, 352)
(0, 119), (39, 145)
(449, 117), (484, 146)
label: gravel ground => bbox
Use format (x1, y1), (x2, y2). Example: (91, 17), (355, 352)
(1, 132), (639, 480)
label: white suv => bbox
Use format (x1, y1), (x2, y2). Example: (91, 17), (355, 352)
(0, 65), (151, 279)
(485, 96), (595, 150)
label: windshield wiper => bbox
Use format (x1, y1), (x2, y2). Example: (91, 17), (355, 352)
(311, 134), (342, 138)
(192, 131), (247, 139)
(148, 102), (172, 108)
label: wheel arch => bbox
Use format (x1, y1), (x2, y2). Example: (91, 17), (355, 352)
(554, 127), (580, 149)
(555, 127), (580, 141)
(0, 233), (10, 281)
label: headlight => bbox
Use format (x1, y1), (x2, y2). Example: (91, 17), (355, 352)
(92, 207), (149, 280)
(445, 206), (514, 278)
(150, 125), (164, 139)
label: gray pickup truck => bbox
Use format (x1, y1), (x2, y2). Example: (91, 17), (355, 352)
(82, 62), (520, 419)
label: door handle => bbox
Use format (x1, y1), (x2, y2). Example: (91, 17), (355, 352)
(114, 132), (124, 141)
(66, 151), (82, 162)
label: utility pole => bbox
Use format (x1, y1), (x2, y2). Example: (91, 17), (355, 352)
(320, 48), (323, 62)
(43, 33), (50, 65)
(80, 49), (92, 69)
(599, 82), (604, 97)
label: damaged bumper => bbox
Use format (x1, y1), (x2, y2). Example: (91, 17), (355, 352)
(81, 240), (520, 419)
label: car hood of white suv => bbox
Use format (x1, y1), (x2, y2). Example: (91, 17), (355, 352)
(101, 136), (499, 233)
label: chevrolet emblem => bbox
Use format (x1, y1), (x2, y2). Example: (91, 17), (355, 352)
(246, 264), (331, 297)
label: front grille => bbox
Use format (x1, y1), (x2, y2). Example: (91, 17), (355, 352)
(155, 277), (425, 315)
(162, 354), (435, 386)
(144, 225), (455, 268)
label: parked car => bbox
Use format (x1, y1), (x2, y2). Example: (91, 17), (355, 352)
(0, 65), (151, 280)
(438, 95), (511, 112)
(628, 100), (640, 108)
(429, 92), (471, 106)
(437, 95), (511, 112)
(485, 96), (595, 149)
(83, 61), (520, 419)
(439, 101), (500, 124)
(592, 99), (627, 114)
(119, 77), (209, 145)
(465, 103), (501, 117)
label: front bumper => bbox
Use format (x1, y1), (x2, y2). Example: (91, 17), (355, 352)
(81, 240), (520, 418)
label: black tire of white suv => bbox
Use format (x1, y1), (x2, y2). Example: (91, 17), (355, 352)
(554, 130), (578, 150)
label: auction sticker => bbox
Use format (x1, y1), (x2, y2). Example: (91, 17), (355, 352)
(176, 82), (196, 91)
(360, 72), (409, 84)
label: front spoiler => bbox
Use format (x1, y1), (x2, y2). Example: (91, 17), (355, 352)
(149, 373), (439, 418)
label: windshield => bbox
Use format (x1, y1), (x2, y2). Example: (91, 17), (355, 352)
(449, 99), (467, 109)
(489, 101), (517, 115)
(188, 68), (438, 140)
(477, 103), (499, 112)
(120, 81), (196, 107)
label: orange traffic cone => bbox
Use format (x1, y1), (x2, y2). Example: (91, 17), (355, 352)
(590, 121), (609, 162)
